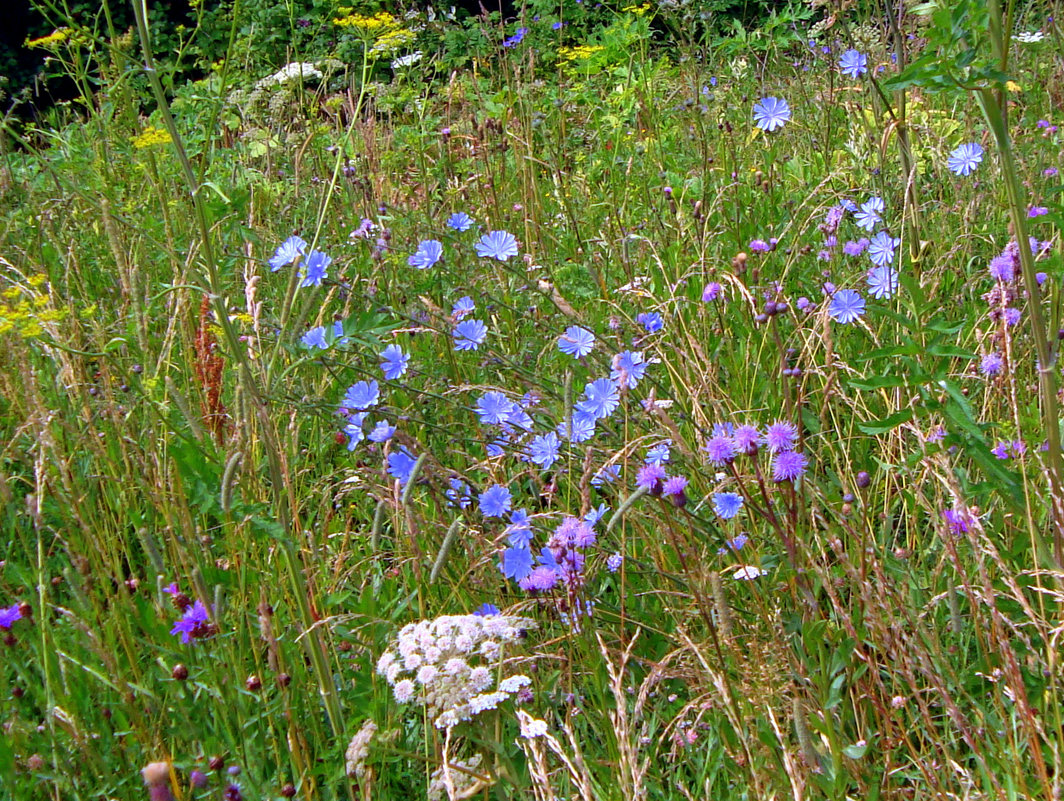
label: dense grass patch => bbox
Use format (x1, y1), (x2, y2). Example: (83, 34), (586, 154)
(2, 2), (1064, 799)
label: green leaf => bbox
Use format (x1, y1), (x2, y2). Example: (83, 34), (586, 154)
(857, 409), (914, 435)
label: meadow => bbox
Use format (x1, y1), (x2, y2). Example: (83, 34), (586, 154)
(2, 0), (1064, 798)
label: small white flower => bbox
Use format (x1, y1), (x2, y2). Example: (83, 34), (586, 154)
(498, 674), (531, 693)
(403, 652), (423, 671)
(393, 679), (416, 703)
(454, 634), (474, 652)
(469, 691), (507, 714)
(416, 665), (439, 685)
(385, 663), (402, 684)
(733, 565), (768, 580)
(469, 666), (493, 691)
(424, 645), (442, 663)
(376, 652), (395, 675)
(519, 715), (549, 738)
(444, 657), (468, 676)
(1015, 30), (1044, 42)
(479, 640), (500, 659)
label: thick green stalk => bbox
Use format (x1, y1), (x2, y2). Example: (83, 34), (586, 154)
(977, 87), (1064, 564)
(130, 0), (346, 739)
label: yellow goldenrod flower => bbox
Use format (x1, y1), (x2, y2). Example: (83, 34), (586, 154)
(131, 126), (172, 149)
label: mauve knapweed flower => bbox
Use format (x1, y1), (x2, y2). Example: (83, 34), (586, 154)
(1029, 206), (1049, 217)
(989, 253), (1015, 282)
(829, 289), (865, 324)
(867, 231), (900, 267)
(764, 420), (798, 453)
(753, 97), (791, 132)
(447, 212), (474, 232)
(732, 424), (761, 454)
(992, 441), (1010, 459)
(475, 230), (519, 261)
(269, 236), (307, 271)
(171, 600), (213, 644)
(772, 450), (808, 482)
(844, 238), (870, 256)
(0, 604), (22, 630)
(947, 142), (984, 176)
(980, 352), (1004, 375)
(636, 463), (667, 495)
(943, 507), (971, 534)
(408, 239), (443, 269)
(1045, 167), (1059, 177)
(1005, 307), (1021, 326)
(855, 197), (884, 231)
(868, 265), (899, 299)
(380, 345), (409, 380)
(453, 319), (488, 350)
(387, 447), (418, 486)
(521, 565), (559, 591)
(343, 380), (380, 411)
(300, 250), (330, 287)
(704, 435), (737, 465)
(713, 491), (743, 519)
(301, 326), (328, 349)
(558, 326), (595, 358)
(702, 281), (723, 301)
(663, 475), (689, 506)
(749, 239), (771, 253)
(528, 432), (561, 470)
(577, 378), (620, 420)
(838, 49), (867, 78)
(480, 484), (512, 517)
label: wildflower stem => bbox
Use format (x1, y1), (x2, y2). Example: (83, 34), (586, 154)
(130, 0), (348, 745)
(976, 86), (1064, 565)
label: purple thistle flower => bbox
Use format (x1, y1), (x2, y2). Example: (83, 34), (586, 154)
(764, 420), (798, 453)
(702, 281), (723, 302)
(980, 352), (1004, 375)
(732, 424), (761, 454)
(636, 463), (667, 495)
(704, 435), (737, 465)
(0, 603), (22, 630)
(170, 600), (213, 644)
(772, 451), (808, 482)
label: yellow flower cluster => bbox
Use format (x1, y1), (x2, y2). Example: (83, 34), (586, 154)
(558, 45), (604, 63)
(621, 3), (651, 15)
(131, 126), (172, 149)
(369, 28), (416, 57)
(0, 275), (69, 339)
(26, 29), (70, 49)
(333, 11), (397, 31)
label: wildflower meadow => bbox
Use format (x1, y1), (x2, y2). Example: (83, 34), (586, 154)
(3, 0), (1064, 798)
